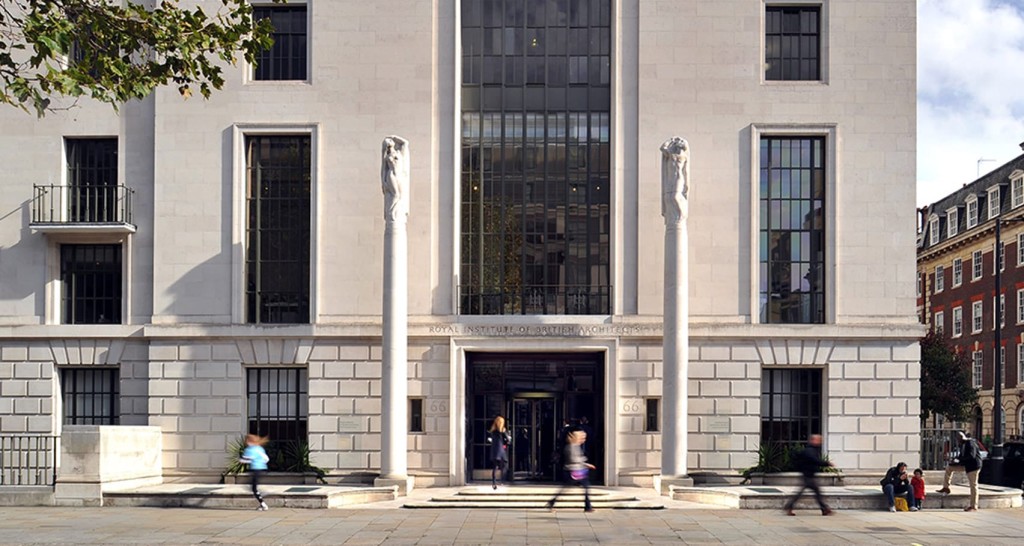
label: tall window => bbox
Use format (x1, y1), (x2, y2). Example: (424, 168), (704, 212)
(60, 244), (121, 324)
(972, 300), (983, 333)
(761, 368), (822, 452)
(1018, 344), (1024, 384)
(929, 216), (939, 245)
(934, 265), (944, 293)
(933, 311), (944, 335)
(973, 351), (983, 388)
(1018, 289), (1024, 324)
(997, 242), (1005, 271)
(952, 306), (962, 337)
(1018, 233), (1024, 265)
(246, 367), (308, 467)
(972, 250), (983, 280)
(460, 0), (611, 315)
(245, 135), (311, 324)
(966, 196), (979, 228)
(953, 257), (962, 287)
(1013, 175), (1024, 208)
(61, 368), (119, 425)
(765, 6), (820, 81)
(66, 138), (117, 222)
(253, 6), (307, 81)
(947, 208), (959, 237)
(759, 136), (826, 324)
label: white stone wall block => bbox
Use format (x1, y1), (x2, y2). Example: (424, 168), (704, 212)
(730, 417), (759, 434)
(730, 344), (760, 362)
(79, 342), (95, 366)
(14, 362), (41, 379)
(162, 398), (195, 415)
(339, 345), (370, 361)
(27, 344), (52, 362)
(829, 344), (858, 362)
(94, 343), (111, 365)
(309, 380), (339, 397)
(859, 380), (891, 397)
(162, 362), (194, 379)
(843, 398), (875, 415)
(700, 343), (730, 361)
(688, 361), (714, 379)
(309, 344), (338, 361)
(26, 415), (51, 433)
(226, 362), (243, 379)
(149, 344), (178, 361)
(858, 417), (892, 434)
(0, 344), (27, 361)
(370, 379), (383, 397)
(619, 361), (650, 378)
(251, 339), (270, 365)
(2, 379), (27, 396)
(294, 339), (314, 364)
(180, 344), (212, 362)
(354, 398), (382, 415)
(120, 343), (148, 362)
(875, 434), (907, 452)
(875, 362), (907, 379)
(876, 399), (907, 417)
(730, 380), (759, 397)
(430, 381), (450, 397)
(828, 399), (843, 415)
(1, 415), (28, 432)
(843, 362), (876, 379)
(788, 342), (804, 365)
(698, 380), (729, 397)
(195, 399), (226, 415)
(907, 434), (922, 453)
(829, 417), (860, 433)
(698, 451), (731, 469)
(907, 398), (921, 416)
(324, 361), (355, 378)
(178, 416), (212, 433)
(354, 361), (381, 378)
(907, 361), (921, 380)
(618, 380), (639, 397)
(715, 362), (747, 379)
(339, 380), (370, 396)
(892, 342), (920, 362)
(210, 343), (239, 361)
(14, 398), (40, 414)
(637, 345), (662, 361)
(0, 362), (11, 379)
(827, 362), (844, 379)
(860, 345), (891, 362)
(843, 434), (875, 451)
(688, 398), (715, 415)
(715, 398), (745, 415)
(337, 452), (369, 470)
(234, 340), (256, 364)
(210, 416), (241, 433)
(891, 379), (918, 397)
(179, 380), (211, 397)
(744, 362), (759, 379)
(282, 339), (301, 364)
(754, 340), (774, 365)
(65, 342), (82, 366)
(308, 415), (340, 434)
(813, 340), (834, 365)
(827, 379), (857, 397)
(149, 380), (177, 397)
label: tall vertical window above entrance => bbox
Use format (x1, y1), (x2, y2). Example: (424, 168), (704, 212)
(761, 368), (822, 452)
(460, 0), (611, 315)
(245, 135), (311, 324)
(759, 136), (826, 324)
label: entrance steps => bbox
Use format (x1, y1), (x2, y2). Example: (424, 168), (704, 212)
(403, 485), (664, 510)
(103, 484), (398, 509)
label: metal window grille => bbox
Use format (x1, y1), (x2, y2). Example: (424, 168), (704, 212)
(765, 6), (820, 81)
(60, 368), (119, 425)
(253, 7), (307, 81)
(409, 398), (424, 433)
(245, 135), (311, 324)
(459, 0), (612, 315)
(66, 138), (118, 223)
(246, 367), (308, 446)
(758, 136), (826, 324)
(645, 398), (660, 433)
(60, 244), (122, 324)
(760, 368), (822, 452)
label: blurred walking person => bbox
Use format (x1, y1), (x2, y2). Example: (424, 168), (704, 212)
(783, 434), (834, 516)
(545, 430), (596, 513)
(240, 434), (270, 511)
(488, 415), (512, 489)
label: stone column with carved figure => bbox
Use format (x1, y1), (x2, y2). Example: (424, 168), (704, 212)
(659, 136), (692, 491)
(375, 135), (414, 494)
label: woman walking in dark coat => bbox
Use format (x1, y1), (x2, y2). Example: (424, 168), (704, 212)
(783, 434), (834, 516)
(488, 415), (512, 489)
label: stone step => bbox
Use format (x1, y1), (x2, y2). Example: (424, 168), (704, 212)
(403, 486), (664, 509)
(103, 484), (397, 509)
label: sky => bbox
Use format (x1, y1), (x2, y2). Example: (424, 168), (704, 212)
(918, 0), (1024, 207)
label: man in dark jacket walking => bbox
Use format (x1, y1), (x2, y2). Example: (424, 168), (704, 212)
(783, 434), (834, 516)
(936, 431), (983, 511)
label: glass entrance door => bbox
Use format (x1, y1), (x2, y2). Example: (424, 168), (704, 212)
(510, 397), (559, 482)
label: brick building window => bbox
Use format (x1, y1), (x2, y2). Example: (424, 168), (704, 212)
(953, 258), (962, 286)
(947, 207), (959, 237)
(972, 300), (983, 333)
(953, 306), (963, 337)
(972, 250), (983, 280)
(60, 367), (119, 425)
(967, 196), (979, 228)
(934, 265), (944, 293)
(972, 351), (983, 388)
(933, 311), (944, 335)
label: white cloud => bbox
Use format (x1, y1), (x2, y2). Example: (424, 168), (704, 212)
(918, 0), (1024, 206)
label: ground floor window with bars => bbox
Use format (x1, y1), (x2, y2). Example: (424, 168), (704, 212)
(760, 368), (822, 460)
(246, 367), (308, 470)
(60, 367), (119, 425)
(60, 244), (122, 324)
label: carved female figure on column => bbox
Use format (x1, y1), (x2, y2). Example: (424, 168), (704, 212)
(381, 136), (410, 221)
(660, 137), (690, 223)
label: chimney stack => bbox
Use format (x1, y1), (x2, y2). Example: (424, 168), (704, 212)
(1019, 140), (1024, 151)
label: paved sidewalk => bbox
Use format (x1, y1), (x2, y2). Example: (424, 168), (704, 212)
(1, 486), (1024, 545)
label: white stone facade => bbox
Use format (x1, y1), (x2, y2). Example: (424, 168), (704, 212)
(0, 0), (920, 486)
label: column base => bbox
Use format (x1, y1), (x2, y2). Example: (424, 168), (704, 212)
(656, 475), (694, 496)
(374, 475), (415, 496)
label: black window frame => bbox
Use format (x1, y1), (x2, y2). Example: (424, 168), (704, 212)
(66, 137), (118, 223)
(246, 367), (308, 469)
(245, 134), (312, 324)
(644, 397), (660, 433)
(761, 368), (823, 452)
(61, 367), (120, 425)
(253, 5), (308, 81)
(409, 398), (425, 433)
(765, 5), (821, 81)
(459, 0), (612, 316)
(60, 243), (122, 325)
(759, 135), (826, 324)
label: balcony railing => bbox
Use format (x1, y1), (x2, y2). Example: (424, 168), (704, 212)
(0, 434), (58, 486)
(458, 284), (612, 315)
(30, 184), (135, 232)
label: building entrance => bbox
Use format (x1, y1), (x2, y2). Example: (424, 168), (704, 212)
(467, 352), (604, 484)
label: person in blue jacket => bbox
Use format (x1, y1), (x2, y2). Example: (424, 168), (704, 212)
(240, 434), (270, 511)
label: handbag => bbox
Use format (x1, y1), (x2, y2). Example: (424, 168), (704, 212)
(894, 497), (909, 512)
